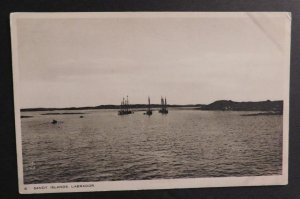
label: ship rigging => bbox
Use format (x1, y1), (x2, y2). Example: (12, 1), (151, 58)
(159, 97), (168, 114)
(144, 96), (153, 116)
(118, 96), (133, 115)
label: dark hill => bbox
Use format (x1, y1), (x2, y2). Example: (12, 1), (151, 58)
(200, 100), (283, 112)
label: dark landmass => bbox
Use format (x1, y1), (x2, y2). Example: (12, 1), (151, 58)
(41, 112), (86, 115)
(21, 100), (283, 113)
(198, 100), (283, 113)
(241, 112), (283, 116)
(22, 106), (103, 112)
(21, 116), (33, 118)
(21, 104), (203, 112)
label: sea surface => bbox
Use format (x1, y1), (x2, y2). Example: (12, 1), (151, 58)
(21, 109), (283, 184)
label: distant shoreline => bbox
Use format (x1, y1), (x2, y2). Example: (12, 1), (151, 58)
(21, 104), (202, 112)
(241, 112), (283, 116)
(41, 112), (86, 115)
(21, 100), (283, 114)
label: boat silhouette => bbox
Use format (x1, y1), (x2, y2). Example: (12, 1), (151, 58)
(118, 96), (133, 115)
(51, 119), (58, 124)
(159, 97), (168, 114)
(144, 96), (152, 116)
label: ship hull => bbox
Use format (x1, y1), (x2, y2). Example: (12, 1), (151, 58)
(118, 110), (133, 115)
(144, 110), (152, 116)
(159, 110), (168, 114)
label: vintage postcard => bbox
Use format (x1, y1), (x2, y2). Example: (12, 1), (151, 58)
(10, 12), (290, 194)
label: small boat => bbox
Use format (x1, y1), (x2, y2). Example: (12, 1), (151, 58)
(159, 97), (168, 114)
(144, 96), (152, 116)
(80, 116), (84, 118)
(51, 119), (58, 124)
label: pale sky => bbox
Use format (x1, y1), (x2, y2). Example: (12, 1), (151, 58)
(14, 13), (290, 108)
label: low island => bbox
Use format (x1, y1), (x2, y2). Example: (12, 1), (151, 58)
(21, 100), (283, 116)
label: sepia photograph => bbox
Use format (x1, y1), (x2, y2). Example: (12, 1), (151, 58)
(10, 12), (290, 194)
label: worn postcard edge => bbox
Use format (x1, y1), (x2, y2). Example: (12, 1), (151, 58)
(10, 12), (290, 194)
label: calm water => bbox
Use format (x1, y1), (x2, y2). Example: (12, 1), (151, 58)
(21, 109), (283, 184)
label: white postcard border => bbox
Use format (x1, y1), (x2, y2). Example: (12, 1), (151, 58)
(10, 12), (290, 194)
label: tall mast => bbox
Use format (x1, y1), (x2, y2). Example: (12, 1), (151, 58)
(123, 97), (125, 111)
(148, 96), (150, 111)
(127, 95), (129, 112)
(165, 97), (167, 109)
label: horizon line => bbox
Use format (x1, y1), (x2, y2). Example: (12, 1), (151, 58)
(20, 99), (284, 110)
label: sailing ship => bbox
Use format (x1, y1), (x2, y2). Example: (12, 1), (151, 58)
(118, 96), (133, 115)
(159, 96), (168, 114)
(144, 96), (152, 116)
